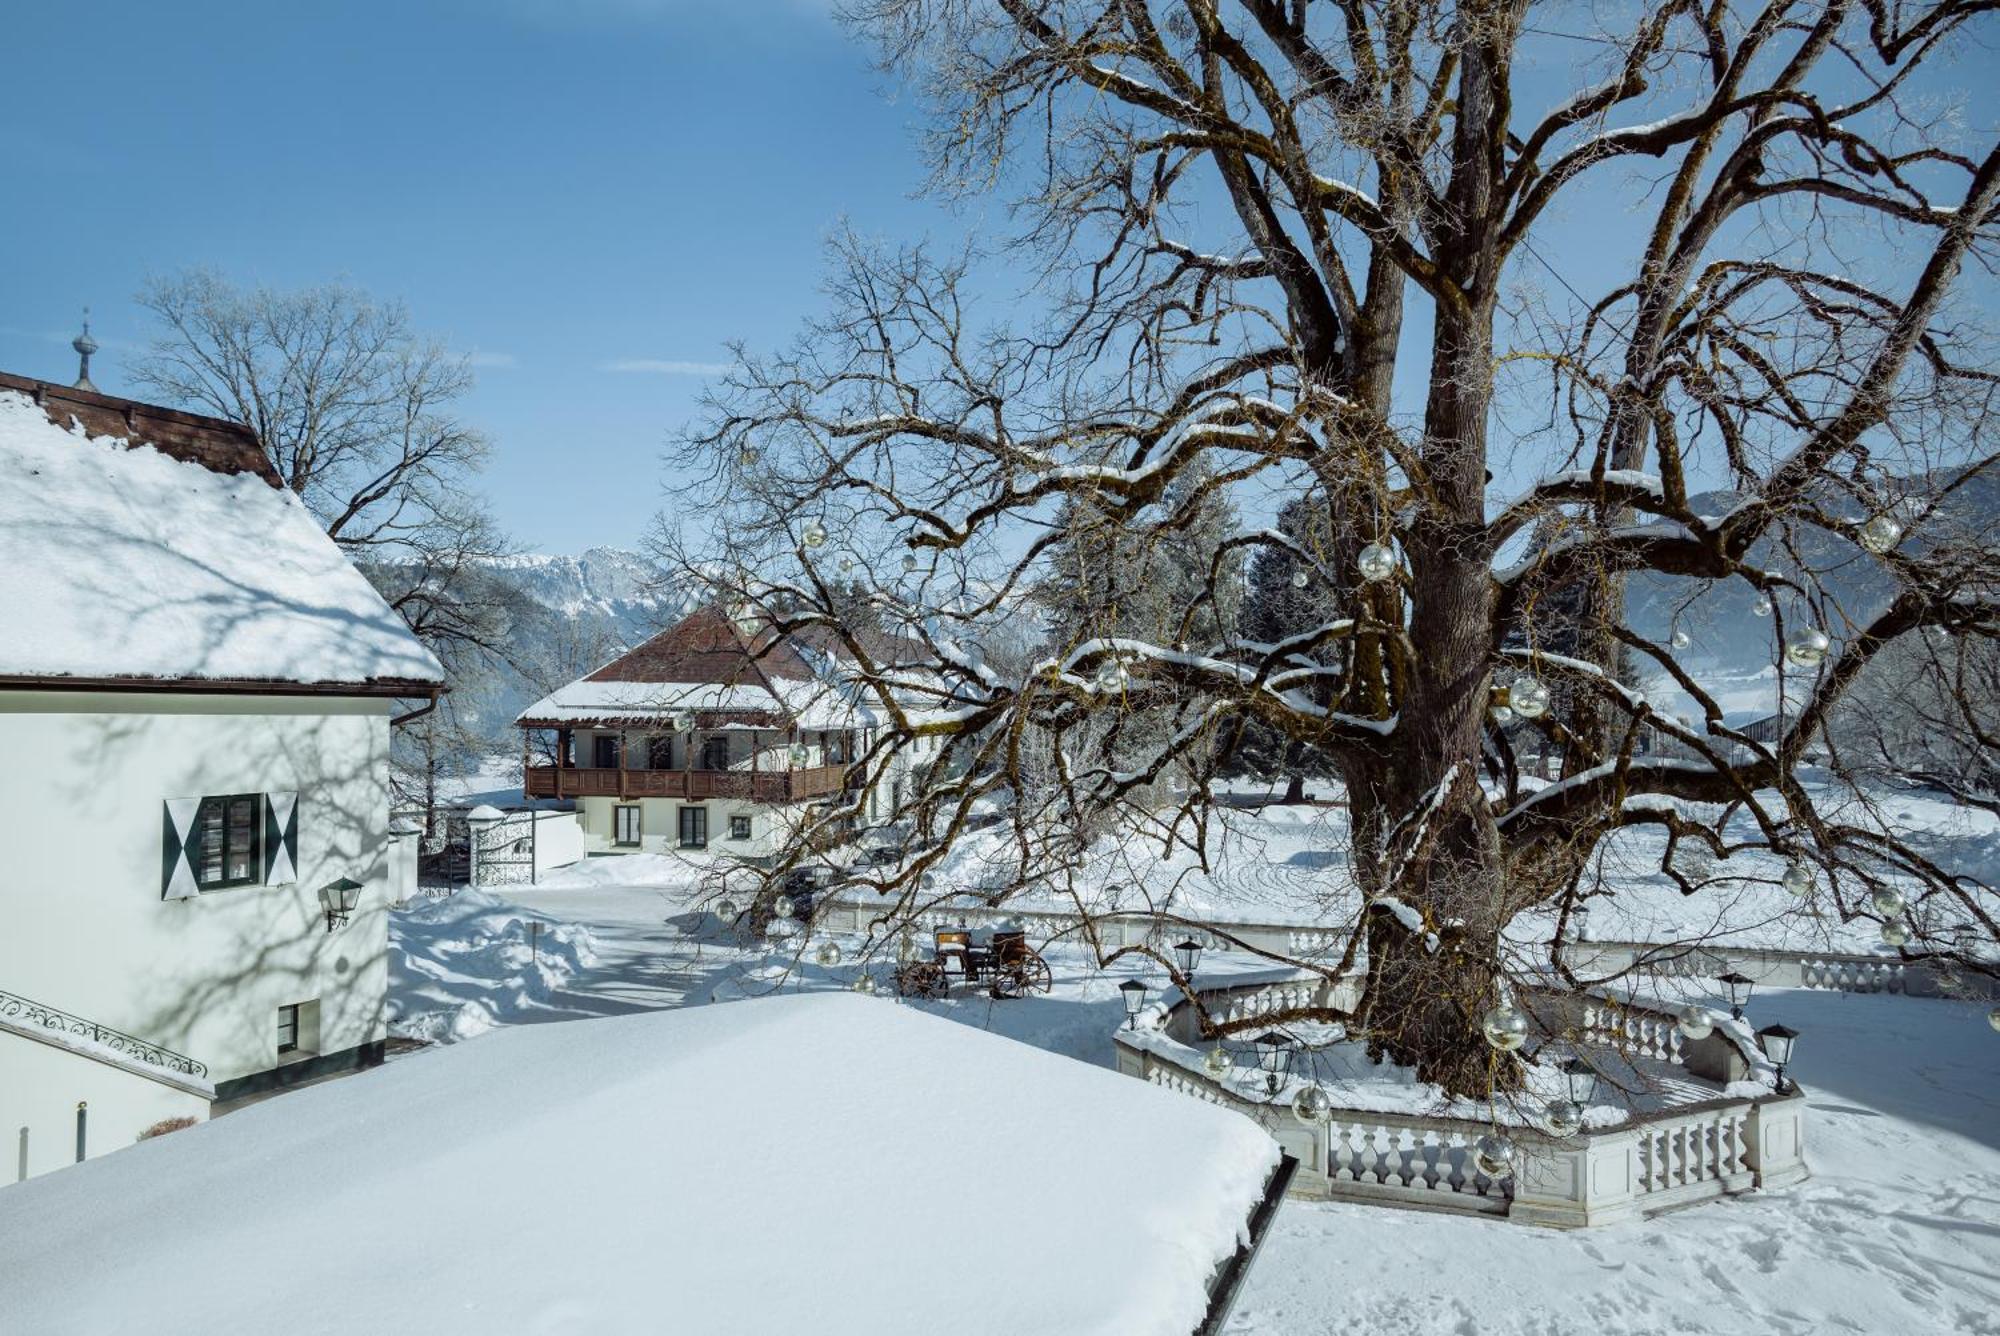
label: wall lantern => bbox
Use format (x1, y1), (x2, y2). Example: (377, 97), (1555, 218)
(1756, 1023), (1800, 1093)
(319, 877), (364, 934)
(1119, 980), (1148, 1029)
(1173, 938), (1203, 978)
(1718, 970), (1756, 1019)
(1252, 1030), (1294, 1095)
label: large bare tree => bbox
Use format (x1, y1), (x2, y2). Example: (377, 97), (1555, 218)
(664, 2), (2000, 1094)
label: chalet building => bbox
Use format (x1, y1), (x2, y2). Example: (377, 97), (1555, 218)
(518, 604), (937, 860)
(0, 364), (442, 1182)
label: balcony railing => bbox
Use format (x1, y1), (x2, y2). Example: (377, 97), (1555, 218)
(524, 764), (848, 804)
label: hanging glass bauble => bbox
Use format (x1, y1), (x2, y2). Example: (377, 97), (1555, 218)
(1784, 627), (1831, 668)
(738, 445), (758, 468)
(1676, 1003), (1715, 1041)
(789, 742), (811, 767)
(901, 552), (920, 574)
(1290, 568), (1310, 590)
(1491, 704), (1516, 727)
(1670, 629), (1691, 649)
(1357, 542), (1397, 583)
(1858, 514), (1903, 554)
(1291, 1084), (1332, 1126)
(1752, 595), (1773, 617)
(773, 894), (796, 920)
(801, 521), (828, 550)
(1543, 1099), (1583, 1137)
(852, 973), (877, 995)
(814, 941), (843, 968)
(1095, 659), (1130, 691)
(1481, 1004), (1529, 1052)
(837, 555), (856, 574)
(1988, 1006), (2000, 1033)
(1781, 860), (1813, 896)
(1203, 1046), (1232, 1077)
(1880, 918), (1911, 947)
(714, 897), (737, 922)
(1508, 679), (1551, 720)
(1870, 887), (1905, 917)
(1474, 1132), (1517, 1179)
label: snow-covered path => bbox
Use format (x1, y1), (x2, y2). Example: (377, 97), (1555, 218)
(1233, 988), (2000, 1336)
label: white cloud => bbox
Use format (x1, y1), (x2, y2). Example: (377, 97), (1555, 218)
(601, 358), (731, 376)
(465, 350), (518, 369)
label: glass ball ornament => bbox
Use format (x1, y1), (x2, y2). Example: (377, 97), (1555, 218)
(1870, 887), (1905, 917)
(773, 894), (796, 920)
(1987, 1005), (2000, 1033)
(1491, 703), (1516, 727)
(1508, 679), (1551, 720)
(837, 555), (856, 574)
(814, 940), (843, 968)
(1752, 595), (1773, 618)
(800, 521), (828, 550)
(738, 445), (759, 468)
(789, 742), (811, 767)
(1356, 542), (1398, 584)
(1671, 630), (1691, 649)
(1781, 860), (1813, 897)
(1543, 1099), (1584, 1138)
(1203, 1046), (1232, 1077)
(1474, 1132), (1517, 1179)
(852, 972), (877, 995)
(1290, 568), (1310, 590)
(1858, 514), (1903, 554)
(714, 897), (738, 922)
(1880, 918), (1911, 947)
(1784, 626), (1831, 669)
(1094, 659), (1131, 692)
(1480, 1004), (1529, 1052)
(901, 552), (920, 574)
(1291, 1083), (1333, 1126)
(1676, 1003), (1715, 1041)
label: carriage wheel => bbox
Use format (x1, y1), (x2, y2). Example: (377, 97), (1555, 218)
(1019, 951), (1054, 995)
(896, 961), (947, 999)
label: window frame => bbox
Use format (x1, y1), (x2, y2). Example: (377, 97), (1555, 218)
(678, 806), (708, 849)
(729, 814), (752, 841)
(276, 1003), (300, 1056)
(613, 804), (643, 847)
(194, 793), (265, 891)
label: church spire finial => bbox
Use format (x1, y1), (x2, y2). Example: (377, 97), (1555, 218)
(72, 307), (99, 392)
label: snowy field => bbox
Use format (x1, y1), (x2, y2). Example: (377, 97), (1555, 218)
(382, 789), (2000, 1336)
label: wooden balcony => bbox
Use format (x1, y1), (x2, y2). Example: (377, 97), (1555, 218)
(524, 764), (848, 804)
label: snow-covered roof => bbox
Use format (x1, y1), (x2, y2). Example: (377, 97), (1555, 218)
(518, 675), (875, 729)
(0, 994), (1282, 1336)
(0, 387), (442, 691)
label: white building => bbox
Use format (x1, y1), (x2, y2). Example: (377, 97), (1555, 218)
(518, 602), (939, 861)
(0, 373), (442, 1182)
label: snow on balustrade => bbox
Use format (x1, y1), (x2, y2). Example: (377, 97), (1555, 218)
(1580, 1000), (1686, 1065)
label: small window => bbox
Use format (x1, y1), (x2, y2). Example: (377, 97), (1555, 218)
(679, 806), (708, 849)
(277, 1003), (300, 1055)
(614, 805), (642, 847)
(700, 736), (730, 771)
(593, 735), (621, 768)
(729, 815), (752, 841)
(647, 734), (673, 769)
(195, 794), (264, 890)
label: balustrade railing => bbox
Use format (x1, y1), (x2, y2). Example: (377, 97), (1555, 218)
(0, 989), (207, 1080)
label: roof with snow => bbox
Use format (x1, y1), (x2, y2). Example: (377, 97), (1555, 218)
(0, 381), (442, 694)
(0, 994), (1284, 1336)
(518, 602), (913, 729)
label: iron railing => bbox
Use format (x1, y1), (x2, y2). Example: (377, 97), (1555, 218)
(0, 989), (208, 1080)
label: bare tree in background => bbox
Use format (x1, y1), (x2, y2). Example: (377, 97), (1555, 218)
(136, 270), (529, 821)
(661, 2), (2000, 1094)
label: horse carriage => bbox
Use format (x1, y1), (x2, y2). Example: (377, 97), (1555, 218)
(894, 928), (1054, 1000)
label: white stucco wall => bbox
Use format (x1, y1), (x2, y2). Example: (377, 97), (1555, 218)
(0, 691), (395, 1104)
(0, 1029), (211, 1183)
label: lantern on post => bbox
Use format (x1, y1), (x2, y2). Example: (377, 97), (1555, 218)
(1756, 1023), (1800, 1093)
(1118, 980), (1148, 1030)
(1719, 970), (1755, 1020)
(1252, 1031), (1294, 1095)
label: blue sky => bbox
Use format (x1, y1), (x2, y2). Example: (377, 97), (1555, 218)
(0, 0), (958, 552)
(3, 3), (1991, 553)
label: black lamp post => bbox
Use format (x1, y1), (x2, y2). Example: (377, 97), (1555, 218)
(1173, 938), (1203, 978)
(1252, 1030), (1294, 1095)
(1562, 1056), (1599, 1107)
(319, 877), (363, 934)
(1718, 970), (1756, 1020)
(1756, 1023), (1800, 1093)
(1119, 979), (1148, 1029)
